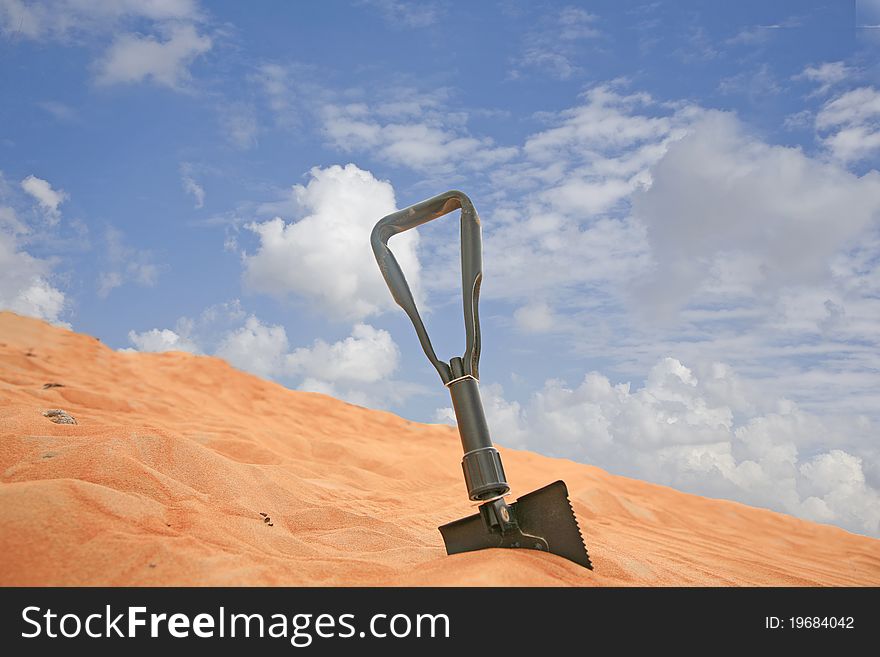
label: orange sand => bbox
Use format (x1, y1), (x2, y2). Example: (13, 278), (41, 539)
(0, 312), (877, 586)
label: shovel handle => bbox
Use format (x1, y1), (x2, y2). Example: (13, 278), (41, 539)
(371, 190), (482, 384)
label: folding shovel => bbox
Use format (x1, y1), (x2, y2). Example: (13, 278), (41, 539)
(371, 190), (592, 570)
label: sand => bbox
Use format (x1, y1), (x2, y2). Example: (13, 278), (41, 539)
(0, 312), (877, 586)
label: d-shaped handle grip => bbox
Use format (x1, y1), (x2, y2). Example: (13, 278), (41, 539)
(371, 190), (482, 384)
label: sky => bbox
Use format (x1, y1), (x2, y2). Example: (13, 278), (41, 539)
(2, 0), (880, 537)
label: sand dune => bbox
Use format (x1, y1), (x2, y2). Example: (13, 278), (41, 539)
(0, 312), (877, 586)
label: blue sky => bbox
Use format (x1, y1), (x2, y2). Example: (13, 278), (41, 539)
(2, 0), (880, 536)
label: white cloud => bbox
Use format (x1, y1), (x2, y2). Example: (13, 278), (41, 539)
(0, 0), (202, 40)
(439, 358), (880, 536)
(782, 109), (812, 130)
(396, 84), (880, 501)
(0, 229), (67, 326)
(243, 163), (421, 321)
(193, 298), (245, 325)
(2, 1), (209, 91)
(632, 110), (880, 315)
(513, 302), (561, 333)
(0, 172), (67, 325)
(816, 86), (880, 133)
(123, 299), (244, 354)
(285, 323), (399, 384)
(215, 315), (289, 379)
(523, 86), (680, 160)
(798, 450), (878, 529)
(815, 87), (880, 163)
(0, 205), (27, 233)
(180, 166), (205, 208)
(455, 85), (688, 305)
(127, 327), (200, 353)
(321, 102), (517, 174)
(94, 23), (211, 88)
(0, 0), (53, 39)
(207, 314), (408, 408)
(405, 84), (880, 538)
(795, 61), (853, 96)
(466, 85), (880, 439)
(298, 377), (338, 397)
(253, 73), (515, 178)
(20, 174), (67, 224)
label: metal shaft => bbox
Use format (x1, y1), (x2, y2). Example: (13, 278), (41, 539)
(448, 357), (509, 501)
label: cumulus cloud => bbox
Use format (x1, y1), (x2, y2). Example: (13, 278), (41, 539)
(126, 305), (414, 409)
(469, 85), (879, 439)
(124, 300), (245, 354)
(815, 87), (880, 163)
(633, 110), (880, 315)
(94, 23), (211, 88)
(243, 163), (421, 321)
(126, 301), (403, 388)
(285, 323), (399, 384)
(215, 315), (289, 379)
(127, 327), (200, 353)
(0, 230), (67, 325)
(0, 173), (67, 325)
(210, 315), (408, 407)
(416, 84), (880, 537)
(20, 175), (67, 223)
(437, 358), (880, 536)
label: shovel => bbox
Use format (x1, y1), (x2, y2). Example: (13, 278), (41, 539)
(371, 190), (592, 570)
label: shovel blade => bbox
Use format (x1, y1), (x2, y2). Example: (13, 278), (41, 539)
(438, 480), (592, 570)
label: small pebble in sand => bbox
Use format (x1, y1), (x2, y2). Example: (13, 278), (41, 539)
(259, 512), (268, 517)
(42, 409), (77, 425)
(42, 383), (64, 389)
(263, 517), (270, 523)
